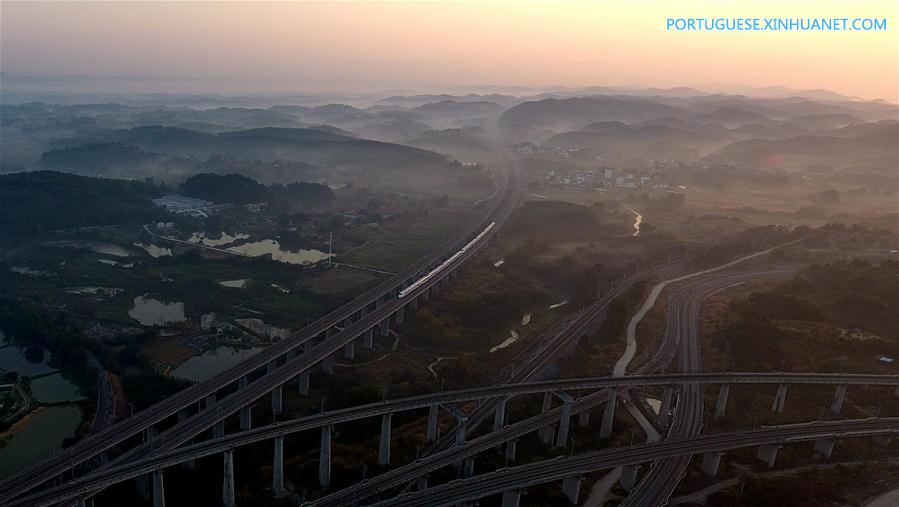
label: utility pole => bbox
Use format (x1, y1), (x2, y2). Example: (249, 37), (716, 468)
(328, 231), (333, 268)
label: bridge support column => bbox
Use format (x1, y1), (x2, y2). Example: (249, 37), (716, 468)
(75, 496), (86, 507)
(298, 371), (310, 396)
(422, 287), (430, 302)
(223, 450), (235, 507)
(416, 476), (428, 490)
(539, 392), (554, 444)
(714, 384), (730, 420)
(814, 438), (835, 459)
(501, 489), (522, 507)
(213, 421), (225, 438)
(395, 306), (405, 325)
(178, 410), (195, 470)
(205, 393), (216, 409)
(239, 376), (248, 390)
(240, 405), (252, 430)
(561, 476), (582, 504)
(454, 415), (468, 446)
(577, 410), (590, 427)
(620, 465), (638, 492)
(379, 413), (392, 466)
(493, 397), (507, 432)
(463, 457), (475, 478)
(343, 340), (355, 360)
(363, 328), (374, 349)
(772, 384), (788, 413)
(152, 470), (165, 507)
(426, 404), (439, 443)
(555, 393), (573, 448)
(702, 452), (723, 477)
(660, 385), (675, 427)
(379, 318), (390, 337)
(895, 385), (899, 398)
(273, 436), (285, 496)
(505, 438), (518, 461)
(410, 297), (418, 311)
(271, 386), (282, 416)
(757, 444), (781, 468)
(319, 425), (332, 489)
(600, 388), (618, 438)
(322, 355), (335, 375)
(831, 384), (847, 415)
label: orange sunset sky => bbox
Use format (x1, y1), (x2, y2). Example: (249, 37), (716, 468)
(1, 1), (896, 101)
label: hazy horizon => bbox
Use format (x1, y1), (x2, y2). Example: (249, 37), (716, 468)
(2, 1), (896, 102)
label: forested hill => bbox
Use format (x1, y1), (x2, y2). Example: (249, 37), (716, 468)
(178, 173), (335, 205)
(0, 170), (170, 237)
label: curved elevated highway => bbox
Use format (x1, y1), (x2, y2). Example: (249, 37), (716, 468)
(5, 373), (897, 506)
(379, 418), (899, 507)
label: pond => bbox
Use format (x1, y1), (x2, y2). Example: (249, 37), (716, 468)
(30, 373), (84, 403)
(170, 346), (265, 383)
(134, 243), (173, 258)
(0, 405), (82, 479)
(128, 296), (186, 326)
(226, 239), (332, 265)
(0, 345), (55, 377)
(188, 232), (250, 247)
(45, 240), (138, 257)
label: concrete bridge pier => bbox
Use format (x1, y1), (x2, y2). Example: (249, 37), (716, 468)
(379, 318), (390, 337)
(577, 410), (590, 427)
(271, 387), (283, 416)
(363, 328), (374, 349)
(501, 489), (522, 507)
(422, 287), (430, 302)
(298, 371), (310, 396)
(831, 384), (847, 415)
(757, 444), (781, 467)
(178, 410), (195, 470)
(213, 421), (225, 438)
(714, 384), (730, 420)
(395, 306), (405, 325)
(701, 452), (723, 477)
(493, 397), (507, 432)
(462, 457), (475, 478)
(894, 385), (899, 398)
(273, 436), (285, 496)
(223, 450), (236, 507)
(505, 438), (518, 461)
(555, 392), (574, 448)
(561, 476), (583, 504)
(538, 392), (554, 444)
(416, 476), (428, 490)
(772, 384), (788, 413)
(660, 385), (675, 427)
(205, 393), (217, 409)
(454, 415), (468, 446)
(814, 438), (835, 459)
(152, 470), (165, 507)
(322, 355), (335, 375)
(379, 413), (392, 465)
(240, 405), (252, 430)
(620, 465), (638, 492)
(426, 404), (439, 443)
(600, 388), (618, 438)
(410, 297), (419, 311)
(319, 425), (332, 489)
(343, 340), (355, 360)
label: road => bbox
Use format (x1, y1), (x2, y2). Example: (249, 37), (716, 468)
(377, 418), (899, 507)
(6, 373), (898, 507)
(622, 267), (798, 505)
(86, 351), (116, 436)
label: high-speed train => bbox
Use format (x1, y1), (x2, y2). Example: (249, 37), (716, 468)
(398, 221), (496, 299)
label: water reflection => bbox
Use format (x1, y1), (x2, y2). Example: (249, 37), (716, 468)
(170, 346), (265, 382)
(128, 296), (186, 326)
(0, 405), (82, 479)
(226, 239), (332, 265)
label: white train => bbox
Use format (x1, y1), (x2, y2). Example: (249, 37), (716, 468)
(398, 221), (496, 299)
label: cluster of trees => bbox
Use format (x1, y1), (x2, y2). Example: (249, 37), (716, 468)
(0, 170), (170, 237)
(179, 172), (334, 205)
